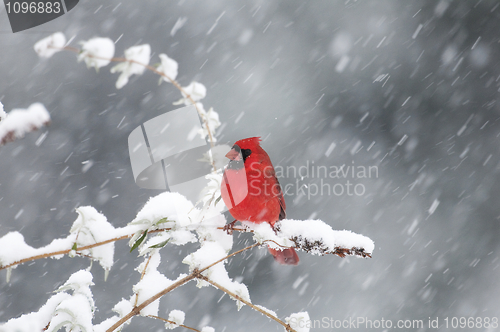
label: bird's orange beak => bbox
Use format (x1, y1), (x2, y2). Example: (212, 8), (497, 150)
(225, 148), (241, 160)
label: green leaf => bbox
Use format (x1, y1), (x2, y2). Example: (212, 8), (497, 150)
(148, 238), (170, 249)
(215, 195), (222, 206)
(155, 217), (170, 225)
(130, 230), (148, 253)
(71, 243), (78, 251)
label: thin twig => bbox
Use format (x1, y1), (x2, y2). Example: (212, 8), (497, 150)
(0, 234), (128, 271)
(134, 255), (152, 307)
(196, 274), (296, 332)
(58, 46), (217, 170)
(105, 242), (261, 332)
(198, 242), (260, 272)
(106, 274), (196, 332)
(147, 315), (200, 332)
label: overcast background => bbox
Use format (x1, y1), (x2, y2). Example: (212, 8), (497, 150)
(1, 1), (500, 331)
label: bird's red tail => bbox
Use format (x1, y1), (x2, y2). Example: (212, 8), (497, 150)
(268, 247), (299, 265)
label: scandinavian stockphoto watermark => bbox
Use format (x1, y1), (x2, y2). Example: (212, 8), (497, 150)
(128, 105), (214, 202)
(246, 160), (379, 199)
(2, 0), (79, 33)
(128, 104), (249, 212)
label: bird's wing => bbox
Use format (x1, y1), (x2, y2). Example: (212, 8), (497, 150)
(265, 166), (286, 220)
(276, 177), (287, 220)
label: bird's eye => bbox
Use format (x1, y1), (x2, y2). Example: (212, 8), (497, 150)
(241, 148), (252, 161)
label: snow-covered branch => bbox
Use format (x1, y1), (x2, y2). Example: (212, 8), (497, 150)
(2, 270), (95, 332)
(248, 219), (374, 259)
(1, 191), (373, 332)
(33, 32), (66, 58)
(33, 32), (220, 149)
(0, 102), (50, 146)
(0, 202), (373, 274)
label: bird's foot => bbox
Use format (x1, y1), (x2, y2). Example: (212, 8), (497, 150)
(223, 219), (238, 235)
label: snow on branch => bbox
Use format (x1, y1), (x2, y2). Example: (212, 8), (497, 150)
(33, 32), (66, 58)
(32, 32), (221, 147)
(0, 103), (50, 146)
(174, 81), (207, 105)
(286, 312), (311, 332)
(164, 309), (185, 329)
(0, 206), (127, 276)
(110, 44), (151, 89)
(0, 101), (6, 121)
(157, 54), (178, 84)
(2, 270), (95, 332)
(249, 219), (374, 259)
(132, 252), (179, 317)
(0, 192), (374, 276)
(70, 207), (119, 271)
(78, 37), (115, 70)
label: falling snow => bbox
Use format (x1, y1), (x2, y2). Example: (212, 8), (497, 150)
(2, 2), (500, 332)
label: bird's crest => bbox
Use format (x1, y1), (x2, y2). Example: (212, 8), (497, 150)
(235, 136), (261, 148)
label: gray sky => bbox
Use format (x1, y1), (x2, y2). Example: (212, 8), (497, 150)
(1, 1), (500, 331)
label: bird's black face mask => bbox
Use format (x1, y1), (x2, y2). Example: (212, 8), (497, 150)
(225, 144), (252, 170)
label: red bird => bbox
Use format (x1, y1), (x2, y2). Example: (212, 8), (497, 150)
(220, 137), (299, 265)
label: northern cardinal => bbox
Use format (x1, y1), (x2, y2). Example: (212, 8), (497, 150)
(220, 137), (299, 265)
